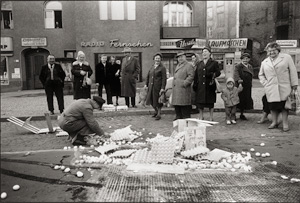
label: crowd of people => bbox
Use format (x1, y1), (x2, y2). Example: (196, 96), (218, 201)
(39, 42), (298, 145)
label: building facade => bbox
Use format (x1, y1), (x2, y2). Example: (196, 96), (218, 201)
(240, 0), (300, 76)
(1, 1), (206, 92)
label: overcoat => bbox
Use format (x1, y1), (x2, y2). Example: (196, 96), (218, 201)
(58, 99), (104, 143)
(193, 58), (221, 104)
(95, 62), (113, 85)
(234, 62), (254, 110)
(259, 53), (298, 102)
(120, 56), (140, 97)
(71, 61), (93, 99)
(221, 78), (243, 107)
(39, 63), (66, 88)
(145, 63), (167, 107)
(171, 61), (194, 105)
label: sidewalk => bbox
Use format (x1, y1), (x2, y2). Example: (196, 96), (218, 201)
(1, 79), (266, 120)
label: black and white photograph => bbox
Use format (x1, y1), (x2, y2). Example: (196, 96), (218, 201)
(1, 0), (300, 202)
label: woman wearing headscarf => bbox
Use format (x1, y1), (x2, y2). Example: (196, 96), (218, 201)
(145, 52), (167, 120)
(191, 53), (201, 114)
(259, 42), (298, 132)
(233, 52), (254, 120)
(193, 47), (221, 121)
(71, 51), (93, 99)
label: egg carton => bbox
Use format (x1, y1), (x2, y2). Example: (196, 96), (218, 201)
(102, 104), (115, 108)
(150, 139), (176, 163)
(131, 149), (152, 163)
(56, 130), (69, 137)
(111, 133), (138, 142)
(103, 108), (116, 112)
(116, 105), (128, 111)
(181, 146), (210, 158)
(94, 144), (119, 154)
(109, 149), (137, 158)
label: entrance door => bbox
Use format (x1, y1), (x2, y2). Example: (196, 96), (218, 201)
(25, 49), (49, 89)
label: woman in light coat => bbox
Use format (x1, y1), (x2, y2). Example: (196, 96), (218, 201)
(172, 51), (194, 120)
(71, 51), (93, 99)
(145, 53), (167, 120)
(259, 42), (298, 132)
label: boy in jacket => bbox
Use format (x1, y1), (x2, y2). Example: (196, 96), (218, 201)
(220, 77), (243, 125)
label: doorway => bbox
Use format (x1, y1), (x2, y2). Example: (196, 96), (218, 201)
(24, 48), (49, 90)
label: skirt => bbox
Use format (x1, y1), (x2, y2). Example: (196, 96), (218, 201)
(268, 101), (286, 111)
(197, 103), (214, 109)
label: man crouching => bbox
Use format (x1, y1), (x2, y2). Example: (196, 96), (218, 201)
(58, 96), (106, 145)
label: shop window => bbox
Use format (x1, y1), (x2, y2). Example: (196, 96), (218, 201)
(0, 56), (9, 85)
(99, 1), (136, 20)
(1, 1), (14, 29)
(64, 50), (76, 58)
(44, 1), (63, 28)
(276, 25), (289, 39)
(163, 1), (193, 27)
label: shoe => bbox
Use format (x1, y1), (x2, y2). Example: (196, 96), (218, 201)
(257, 118), (268, 124)
(268, 123), (279, 129)
(132, 105), (137, 108)
(50, 111), (54, 115)
(226, 120), (231, 125)
(240, 115), (247, 120)
(152, 113), (157, 118)
(231, 120), (237, 124)
(116, 103), (119, 106)
(155, 115), (161, 120)
(60, 110), (64, 114)
(72, 140), (87, 146)
(282, 127), (290, 132)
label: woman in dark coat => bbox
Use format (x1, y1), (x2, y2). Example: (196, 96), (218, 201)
(193, 47), (221, 121)
(145, 53), (167, 120)
(109, 56), (121, 105)
(191, 53), (201, 114)
(71, 51), (93, 100)
(233, 52), (254, 120)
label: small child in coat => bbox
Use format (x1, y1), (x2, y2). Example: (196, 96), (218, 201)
(220, 77), (243, 125)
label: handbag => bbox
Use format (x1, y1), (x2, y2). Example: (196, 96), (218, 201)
(83, 73), (92, 86)
(158, 91), (167, 104)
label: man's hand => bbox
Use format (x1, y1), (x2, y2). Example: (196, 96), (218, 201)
(159, 89), (165, 95)
(238, 80), (243, 84)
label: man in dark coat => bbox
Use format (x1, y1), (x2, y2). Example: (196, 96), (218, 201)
(58, 96), (106, 145)
(95, 54), (113, 104)
(120, 47), (140, 107)
(39, 54), (66, 114)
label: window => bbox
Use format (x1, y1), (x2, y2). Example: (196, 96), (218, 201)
(44, 1), (62, 28)
(217, 1), (224, 6)
(64, 50), (76, 58)
(1, 1), (13, 29)
(99, 1), (136, 20)
(163, 1), (193, 27)
(277, 0), (289, 19)
(217, 12), (224, 27)
(0, 56), (9, 85)
(207, 8), (212, 19)
(207, 27), (213, 38)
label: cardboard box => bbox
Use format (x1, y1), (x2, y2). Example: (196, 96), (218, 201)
(184, 126), (206, 149)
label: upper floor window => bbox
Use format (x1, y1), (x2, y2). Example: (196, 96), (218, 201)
(99, 1), (136, 20)
(44, 1), (62, 28)
(163, 1), (193, 27)
(277, 0), (289, 20)
(217, 12), (224, 27)
(1, 1), (14, 29)
(207, 27), (213, 38)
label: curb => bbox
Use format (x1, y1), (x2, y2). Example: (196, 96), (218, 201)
(0, 108), (265, 122)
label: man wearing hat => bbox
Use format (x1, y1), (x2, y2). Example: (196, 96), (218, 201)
(120, 47), (140, 107)
(233, 52), (254, 120)
(58, 96), (106, 145)
(172, 51), (195, 120)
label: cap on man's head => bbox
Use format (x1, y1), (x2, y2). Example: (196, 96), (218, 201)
(176, 51), (186, 58)
(241, 52), (251, 59)
(122, 47), (133, 53)
(93, 96), (106, 108)
(153, 52), (163, 60)
(202, 46), (211, 53)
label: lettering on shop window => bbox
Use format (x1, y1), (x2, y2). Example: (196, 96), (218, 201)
(110, 39), (153, 48)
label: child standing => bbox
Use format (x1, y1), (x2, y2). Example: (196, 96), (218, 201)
(220, 78), (243, 125)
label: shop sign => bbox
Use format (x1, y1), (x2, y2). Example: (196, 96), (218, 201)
(1, 37), (13, 51)
(81, 39), (105, 47)
(110, 39), (153, 48)
(21, 38), (47, 47)
(160, 39), (206, 49)
(208, 38), (248, 49)
(276, 40), (297, 48)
